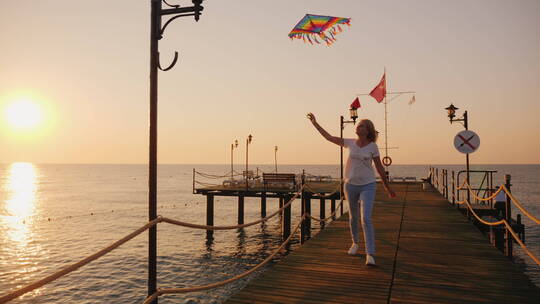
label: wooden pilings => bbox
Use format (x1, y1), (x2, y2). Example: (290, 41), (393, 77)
(206, 194), (214, 237)
(238, 195), (244, 225)
(283, 195), (291, 239)
(261, 193), (266, 218)
(320, 198), (325, 228)
(331, 199), (336, 220)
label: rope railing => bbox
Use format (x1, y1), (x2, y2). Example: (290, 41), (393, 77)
(307, 198), (345, 223)
(501, 185), (540, 225)
(0, 218), (161, 303)
(456, 198), (540, 266)
(142, 213), (307, 304)
(195, 170), (242, 179)
(303, 182), (342, 198)
(1, 185), (319, 303)
(161, 190), (301, 231)
(459, 180), (540, 225)
(194, 180), (222, 187)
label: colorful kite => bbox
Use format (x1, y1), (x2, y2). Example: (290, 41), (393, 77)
(288, 14), (351, 46)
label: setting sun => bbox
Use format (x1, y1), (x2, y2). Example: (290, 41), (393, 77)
(4, 100), (43, 130)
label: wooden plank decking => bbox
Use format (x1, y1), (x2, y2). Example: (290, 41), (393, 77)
(225, 182), (540, 304)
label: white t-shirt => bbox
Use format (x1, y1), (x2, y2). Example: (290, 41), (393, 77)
(344, 139), (380, 186)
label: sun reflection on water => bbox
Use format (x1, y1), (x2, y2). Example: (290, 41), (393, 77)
(2, 162), (39, 247)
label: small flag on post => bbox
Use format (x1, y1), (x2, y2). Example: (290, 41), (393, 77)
(408, 95), (416, 105)
(350, 97), (361, 109)
(369, 73), (386, 103)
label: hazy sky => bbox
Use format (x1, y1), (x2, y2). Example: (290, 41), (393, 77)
(1, 0), (539, 165)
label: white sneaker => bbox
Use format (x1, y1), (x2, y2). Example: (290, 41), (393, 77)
(347, 243), (359, 255)
(365, 254), (376, 266)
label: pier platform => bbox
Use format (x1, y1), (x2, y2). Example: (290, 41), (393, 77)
(224, 182), (540, 304)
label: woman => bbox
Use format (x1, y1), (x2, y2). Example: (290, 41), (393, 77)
(307, 113), (395, 266)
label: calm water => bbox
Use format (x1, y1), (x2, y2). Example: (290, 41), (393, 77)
(0, 164), (538, 303)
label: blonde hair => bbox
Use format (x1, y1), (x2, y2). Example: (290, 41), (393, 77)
(359, 119), (378, 143)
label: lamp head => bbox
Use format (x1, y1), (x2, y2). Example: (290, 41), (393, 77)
(349, 107), (358, 124)
(445, 103), (458, 121)
(248, 134), (252, 144)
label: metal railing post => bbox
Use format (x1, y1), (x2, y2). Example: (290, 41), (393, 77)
(505, 174), (513, 259)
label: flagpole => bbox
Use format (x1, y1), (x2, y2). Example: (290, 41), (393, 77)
(383, 67), (389, 179)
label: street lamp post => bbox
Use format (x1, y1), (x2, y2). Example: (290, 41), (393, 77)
(231, 140), (238, 181)
(274, 146), (278, 173)
(245, 134), (253, 190)
(148, 1), (203, 302)
(340, 107), (358, 214)
(445, 103), (470, 205)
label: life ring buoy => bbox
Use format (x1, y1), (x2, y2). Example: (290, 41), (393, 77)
(382, 156), (392, 167)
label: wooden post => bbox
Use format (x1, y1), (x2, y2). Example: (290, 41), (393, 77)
(238, 195), (244, 225)
(261, 192), (267, 218)
(279, 197), (284, 209)
(435, 168), (439, 190)
(505, 174), (513, 259)
(206, 194), (214, 237)
(331, 199), (336, 220)
(283, 195), (291, 239)
(320, 198), (326, 228)
(452, 171), (455, 205)
(305, 193), (311, 239)
(445, 169), (448, 199)
(301, 188), (306, 243)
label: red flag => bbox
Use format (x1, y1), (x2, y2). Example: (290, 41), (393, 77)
(369, 73), (386, 103)
(350, 97), (361, 109)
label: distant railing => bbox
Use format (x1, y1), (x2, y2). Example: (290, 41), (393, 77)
(429, 166), (539, 266)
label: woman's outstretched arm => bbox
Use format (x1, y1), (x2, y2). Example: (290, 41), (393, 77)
(307, 113), (344, 147)
(373, 156), (397, 198)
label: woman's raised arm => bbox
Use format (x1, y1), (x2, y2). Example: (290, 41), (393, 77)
(307, 113), (344, 147)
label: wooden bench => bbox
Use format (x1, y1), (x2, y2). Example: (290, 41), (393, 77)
(262, 173), (297, 191)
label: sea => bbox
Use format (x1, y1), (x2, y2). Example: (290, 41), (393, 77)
(0, 164), (538, 303)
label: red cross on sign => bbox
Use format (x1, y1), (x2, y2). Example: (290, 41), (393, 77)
(454, 130), (480, 154)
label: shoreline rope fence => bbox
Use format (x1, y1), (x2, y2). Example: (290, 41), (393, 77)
(0, 182), (347, 304)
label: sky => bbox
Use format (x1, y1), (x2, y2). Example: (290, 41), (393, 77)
(0, 0), (539, 165)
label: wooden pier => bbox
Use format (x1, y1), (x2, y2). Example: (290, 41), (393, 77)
(223, 182), (540, 304)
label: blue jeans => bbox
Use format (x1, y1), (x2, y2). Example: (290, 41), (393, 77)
(345, 182), (376, 255)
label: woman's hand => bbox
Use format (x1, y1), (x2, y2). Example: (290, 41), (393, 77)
(386, 188), (396, 198)
(307, 113), (316, 124)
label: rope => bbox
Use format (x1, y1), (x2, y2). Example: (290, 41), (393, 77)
(0, 218), (161, 303)
(459, 178), (540, 225)
(303, 183), (341, 198)
(142, 214), (307, 304)
(194, 181), (222, 187)
(503, 220), (540, 266)
(161, 191), (301, 230)
(502, 185), (540, 225)
(307, 198), (345, 222)
(195, 170), (241, 179)
(465, 183), (504, 202)
(455, 199), (505, 226)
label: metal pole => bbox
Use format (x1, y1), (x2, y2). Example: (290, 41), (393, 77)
(245, 138), (248, 191)
(274, 146), (278, 173)
(383, 67), (389, 178)
(340, 116), (344, 216)
(505, 174), (513, 259)
(464, 111), (471, 206)
(231, 144), (234, 181)
(148, 0), (160, 302)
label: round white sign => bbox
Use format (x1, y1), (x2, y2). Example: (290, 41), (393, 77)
(454, 130), (480, 154)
